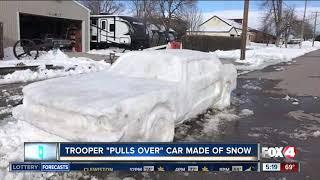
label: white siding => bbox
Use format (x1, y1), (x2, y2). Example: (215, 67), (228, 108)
(199, 16), (231, 32)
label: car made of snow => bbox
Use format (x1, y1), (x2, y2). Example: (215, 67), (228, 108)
(13, 49), (237, 142)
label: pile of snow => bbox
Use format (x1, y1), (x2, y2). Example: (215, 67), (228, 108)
(175, 109), (240, 141)
(0, 50), (110, 84)
(0, 119), (96, 179)
(213, 41), (320, 72)
(283, 95), (299, 105)
(87, 47), (129, 56)
(0, 119), (67, 179)
(242, 83), (262, 90)
(239, 109), (254, 117)
(87, 49), (116, 55)
(203, 111), (239, 134)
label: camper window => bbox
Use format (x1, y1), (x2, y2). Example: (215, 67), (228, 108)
(91, 19), (97, 25)
(110, 24), (115, 32)
(101, 21), (106, 30)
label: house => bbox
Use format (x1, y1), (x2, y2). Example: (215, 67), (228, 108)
(188, 15), (276, 43)
(188, 15), (247, 38)
(248, 29), (276, 44)
(0, 0), (90, 52)
(228, 18), (276, 43)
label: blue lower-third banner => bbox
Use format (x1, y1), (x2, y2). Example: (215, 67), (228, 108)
(58, 143), (259, 161)
(24, 143), (259, 161)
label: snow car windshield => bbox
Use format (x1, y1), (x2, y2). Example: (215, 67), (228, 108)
(109, 52), (183, 82)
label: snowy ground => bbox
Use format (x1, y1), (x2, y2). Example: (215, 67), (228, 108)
(214, 41), (320, 72)
(87, 47), (130, 57)
(0, 48), (110, 84)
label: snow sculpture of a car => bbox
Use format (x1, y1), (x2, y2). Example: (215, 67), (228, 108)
(13, 49), (237, 142)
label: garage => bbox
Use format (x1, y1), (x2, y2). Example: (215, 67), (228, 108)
(19, 13), (82, 52)
(0, 0), (90, 52)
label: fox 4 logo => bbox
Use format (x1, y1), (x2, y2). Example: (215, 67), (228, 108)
(261, 146), (297, 159)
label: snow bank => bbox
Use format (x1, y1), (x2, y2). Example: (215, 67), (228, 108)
(0, 119), (67, 180)
(0, 50), (110, 84)
(87, 48), (128, 56)
(213, 41), (320, 72)
(13, 49), (237, 142)
(203, 111), (239, 134)
(87, 49), (116, 55)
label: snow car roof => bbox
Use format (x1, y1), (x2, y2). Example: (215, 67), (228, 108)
(113, 49), (220, 65)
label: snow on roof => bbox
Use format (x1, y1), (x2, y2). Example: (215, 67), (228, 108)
(222, 18), (243, 29)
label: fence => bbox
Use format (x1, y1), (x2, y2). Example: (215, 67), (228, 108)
(0, 22), (3, 60)
(181, 35), (241, 52)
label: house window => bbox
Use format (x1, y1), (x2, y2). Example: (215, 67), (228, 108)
(92, 36), (97, 41)
(230, 34), (235, 37)
(110, 24), (115, 32)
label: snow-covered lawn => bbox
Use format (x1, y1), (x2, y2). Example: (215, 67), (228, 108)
(0, 48), (110, 84)
(214, 41), (320, 72)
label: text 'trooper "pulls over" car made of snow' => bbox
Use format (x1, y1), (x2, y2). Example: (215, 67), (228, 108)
(13, 49), (237, 142)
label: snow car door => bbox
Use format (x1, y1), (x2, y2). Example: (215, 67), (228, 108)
(187, 60), (221, 116)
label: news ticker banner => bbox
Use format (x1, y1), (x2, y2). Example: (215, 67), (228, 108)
(24, 143), (259, 161)
(9, 162), (300, 172)
(10, 162), (260, 172)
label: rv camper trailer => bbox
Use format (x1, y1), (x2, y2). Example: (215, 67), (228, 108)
(90, 15), (149, 50)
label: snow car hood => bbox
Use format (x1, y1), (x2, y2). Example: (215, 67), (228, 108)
(22, 70), (176, 116)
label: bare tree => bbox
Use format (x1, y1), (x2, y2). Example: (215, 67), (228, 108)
(79, 0), (124, 15)
(129, 0), (158, 24)
(282, 7), (296, 47)
(156, 0), (196, 33)
(178, 5), (203, 33)
(261, 0), (283, 46)
(260, 20), (273, 46)
(129, 0), (198, 39)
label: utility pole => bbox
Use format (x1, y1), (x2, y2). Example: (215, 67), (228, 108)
(300, 0), (307, 48)
(240, 0), (249, 60)
(312, 12), (319, 47)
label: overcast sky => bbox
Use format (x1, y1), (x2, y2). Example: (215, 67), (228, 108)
(197, 0), (320, 31)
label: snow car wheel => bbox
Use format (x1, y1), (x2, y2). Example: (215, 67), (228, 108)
(145, 107), (174, 142)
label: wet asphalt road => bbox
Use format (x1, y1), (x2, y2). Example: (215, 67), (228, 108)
(0, 63), (320, 179)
